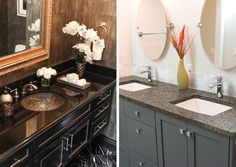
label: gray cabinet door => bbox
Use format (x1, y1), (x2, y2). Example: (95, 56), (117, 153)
(188, 124), (229, 167)
(156, 112), (188, 167)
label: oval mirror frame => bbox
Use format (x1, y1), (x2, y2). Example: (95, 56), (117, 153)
(137, 0), (167, 60)
(0, 0), (52, 76)
(200, 0), (236, 69)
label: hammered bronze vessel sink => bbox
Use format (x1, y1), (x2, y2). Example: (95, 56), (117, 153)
(21, 91), (65, 112)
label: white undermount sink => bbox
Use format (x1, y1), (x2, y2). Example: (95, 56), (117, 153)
(120, 82), (152, 92)
(175, 98), (232, 116)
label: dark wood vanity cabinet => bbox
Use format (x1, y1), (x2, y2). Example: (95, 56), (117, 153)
(120, 98), (234, 167)
(0, 85), (114, 167)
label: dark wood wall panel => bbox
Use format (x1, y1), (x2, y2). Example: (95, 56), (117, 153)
(0, 1), (8, 55)
(49, 0), (116, 69)
(0, 0), (116, 86)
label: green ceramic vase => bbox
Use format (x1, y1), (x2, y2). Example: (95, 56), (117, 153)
(177, 59), (189, 89)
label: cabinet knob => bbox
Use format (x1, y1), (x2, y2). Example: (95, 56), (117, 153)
(179, 128), (186, 135)
(136, 128), (142, 135)
(134, 111), (140, 117)
(139, 161), (144, 166)
(186, 131), (193, 138)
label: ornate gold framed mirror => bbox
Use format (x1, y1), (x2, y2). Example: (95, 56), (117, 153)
(0, 0), (52, 76)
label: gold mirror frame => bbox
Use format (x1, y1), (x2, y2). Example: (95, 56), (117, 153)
(0, 0), (52, 76)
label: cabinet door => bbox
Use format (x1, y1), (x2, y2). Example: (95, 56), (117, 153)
(188, 124), (229, 167)
(33, 137), (65, 167)
(156, 112), (188, 167)
(67, 119), (90, 160)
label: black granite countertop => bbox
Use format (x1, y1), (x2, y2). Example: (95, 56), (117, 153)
(120, 76), (236, 138)
(0, 63), (116, 160)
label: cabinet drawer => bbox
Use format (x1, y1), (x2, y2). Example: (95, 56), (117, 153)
(126, 117), (157, 163)
(94, 99), (110, 118)
(94, 88), (112, 108)
(92, 112), (109, 137)
(124, 100), (155, 127)
(1, 143), (33, 167)
(129, 150), (158, 167)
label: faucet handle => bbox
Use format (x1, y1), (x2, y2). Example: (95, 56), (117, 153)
(145, 66), (151, 71)
(215, 76), (223, 83)
(11, 88), (20, 100)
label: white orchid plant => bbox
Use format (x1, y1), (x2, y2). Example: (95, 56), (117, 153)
(37, 67), (57, 79)
(28, 19), (41, 48)
(62, 21), (105, 64)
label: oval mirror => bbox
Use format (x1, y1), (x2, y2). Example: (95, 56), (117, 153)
(137, 0), (167, 60)
(200, 0), (236, 69)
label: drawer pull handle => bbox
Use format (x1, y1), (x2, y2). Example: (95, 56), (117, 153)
(97, 90), (112, 105)
(186, 131), (193, 138)
(134, 111), (140, 117)
(63, 137), (69, 151)
(93, 118), (108, 136)
(68, 134), (74, 149)
(136, 128), (142, 135)
(179, 128), (186, 135)
(95, 102), (110, 118)
(139, 161), (144, 166)
(10, 149), (29, 167)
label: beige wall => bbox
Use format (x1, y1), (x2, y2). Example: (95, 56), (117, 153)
(118, 0), (133, 77)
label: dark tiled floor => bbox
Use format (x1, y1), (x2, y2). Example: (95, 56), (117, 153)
(67, 135), (116, 167)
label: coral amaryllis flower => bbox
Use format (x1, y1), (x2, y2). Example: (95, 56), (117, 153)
(170, 25), (193, 59)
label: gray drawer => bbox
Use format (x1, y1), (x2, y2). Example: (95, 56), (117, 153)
(126, 117), (158, 163)
(124, 100), (155, 127)
(129, 150), (158, 167)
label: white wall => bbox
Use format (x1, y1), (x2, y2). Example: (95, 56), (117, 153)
(119, 0), (236, 98)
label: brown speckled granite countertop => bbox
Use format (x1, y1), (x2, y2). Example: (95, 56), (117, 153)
(120, 76), (236, 138)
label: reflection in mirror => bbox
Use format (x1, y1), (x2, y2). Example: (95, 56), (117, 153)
(200, 0), (236, 69)
(137, 0), (167, 60)
(0, 0), (42, 57)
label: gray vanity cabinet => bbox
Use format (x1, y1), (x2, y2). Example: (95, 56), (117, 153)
(156, 112), (229, 167)
(120, 98), (130, 167)
(121, 98), (232, 167)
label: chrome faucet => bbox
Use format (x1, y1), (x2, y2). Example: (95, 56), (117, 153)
(208, 76), (223, 98)
(141, 66), (152, 82)
(21, 82), (38, 95)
